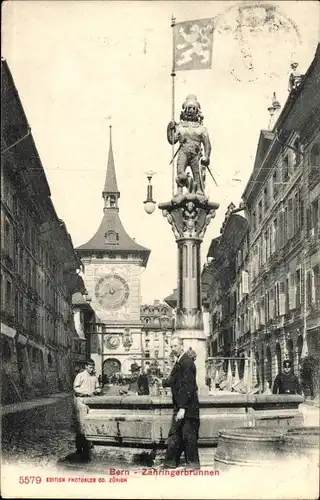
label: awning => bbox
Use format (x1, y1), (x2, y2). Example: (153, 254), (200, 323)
(1, 323), (16, 339)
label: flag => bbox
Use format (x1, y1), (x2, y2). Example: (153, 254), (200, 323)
(174, 18), (214, 71)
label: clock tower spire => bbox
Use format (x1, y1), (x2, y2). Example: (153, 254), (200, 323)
(76, 125), (151, 380)
(103, 125), (120, 212)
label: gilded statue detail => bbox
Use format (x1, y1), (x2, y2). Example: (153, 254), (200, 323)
(167, 94), (211, 194)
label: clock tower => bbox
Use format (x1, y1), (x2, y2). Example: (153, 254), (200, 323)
(76, 127), (150, 378)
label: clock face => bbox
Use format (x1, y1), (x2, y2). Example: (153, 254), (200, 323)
(95, 274), (130, 310)
(105, 335), (120, 350)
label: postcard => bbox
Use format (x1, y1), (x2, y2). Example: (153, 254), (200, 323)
(1, 1), (319, 499)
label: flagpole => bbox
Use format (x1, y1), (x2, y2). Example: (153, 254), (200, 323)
(171, 15), (176, 197)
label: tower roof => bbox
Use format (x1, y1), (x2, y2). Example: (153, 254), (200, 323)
(103, 126), (119, 195)
(76, 126), (150, 267)
(76, 210), (150, 266)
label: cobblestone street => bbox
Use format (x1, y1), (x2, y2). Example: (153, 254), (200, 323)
(1, 393), (76, 470)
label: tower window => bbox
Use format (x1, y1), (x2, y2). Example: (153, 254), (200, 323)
(105, 230), (119, 244)
(106, 195), (117, 208)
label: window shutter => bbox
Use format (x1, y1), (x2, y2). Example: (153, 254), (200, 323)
(306, 208), (311, 233)
(256, 302), (261, 328)
(269, 298), (274, 319)
(307, 272), (313, 304)
(242, 270), (249, 295)
(288, 198), (293, 239)
(269, 289), (275, 319)
(260, 297), (265, 325)
(279, 281), (286, 315)
(299, 190), (304, 228)
(289, 274), (295, 310)
(279, 211), (284, 248)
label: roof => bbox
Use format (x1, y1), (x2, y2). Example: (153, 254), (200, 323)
(164, 289), (177, 309)
(207, 237), (221, 258)
(72, 292), (92, 309)
(1, 59), (51, 199)
(76, 210), (150, 264)
(252, 130), (274, 172)
(243, 43), (320, 201)
(77, 125), (150, 266)
(103, 126), (119, 195)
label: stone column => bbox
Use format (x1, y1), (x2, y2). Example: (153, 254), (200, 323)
(159, 192), (219, 394)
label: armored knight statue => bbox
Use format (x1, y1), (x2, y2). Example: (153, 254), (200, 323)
(167, 94), (211, 194)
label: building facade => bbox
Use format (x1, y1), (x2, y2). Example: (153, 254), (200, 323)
(203, 44), (320, 396)
(202, 204), (249, 379)
(76, 128), (150, 378)
(72, 291), (94, 369)
(243, 44), (320, 393)
(140, 300), (174, 376)
(1, 60), (85, 404)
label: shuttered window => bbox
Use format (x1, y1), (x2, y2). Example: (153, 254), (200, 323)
(307, 272), (313, 305)
(289, 273), (295, 310)
(296, 269), (301, 309)
(260, 296), (265, 325)
(279, 281), (286, 315)
(288, 198), (293, 239)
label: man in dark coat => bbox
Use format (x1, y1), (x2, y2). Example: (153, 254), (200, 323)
(162, 336), (200, 469)
(127, 363), (150, 395)
(272, 359), (302, 395)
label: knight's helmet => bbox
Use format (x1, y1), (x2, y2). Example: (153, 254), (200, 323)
(182, 94), (201, 112)
(182, 94), (203, 122)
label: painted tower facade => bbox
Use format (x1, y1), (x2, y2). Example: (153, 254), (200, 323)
(76, 128), (150, 378)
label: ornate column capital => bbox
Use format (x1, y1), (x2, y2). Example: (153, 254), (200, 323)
(159, 192), (219, 242)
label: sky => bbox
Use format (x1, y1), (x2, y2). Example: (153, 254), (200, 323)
(2, 0), (320, 303)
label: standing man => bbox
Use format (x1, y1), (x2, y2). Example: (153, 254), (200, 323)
(272, 359), (302, 395)
(127, 363), (150, 395)
(73, 359), (101, 458)
(162, 337), (200, 469)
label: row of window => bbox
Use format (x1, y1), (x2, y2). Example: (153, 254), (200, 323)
(210, 263), (319, 335)
(250, 264), (320, 330)
(251, 197), (319, 281)
(251, 141), (319, 234)
(144, 350), (170, 359)
(2, 214), (66, 300)
(142, 306), (169, 315)
(1, 271), (72, 348)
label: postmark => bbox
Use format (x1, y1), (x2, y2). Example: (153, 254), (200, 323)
(214, 2), (302, 83)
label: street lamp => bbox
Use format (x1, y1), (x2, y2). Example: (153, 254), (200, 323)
(143, 171), (156, 215)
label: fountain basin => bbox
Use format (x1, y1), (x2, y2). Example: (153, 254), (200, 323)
(82, 394), (304, 466)
(214, 425), (319, 471)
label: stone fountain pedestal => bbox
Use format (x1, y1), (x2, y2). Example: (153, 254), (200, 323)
(158, 192), (219, 394)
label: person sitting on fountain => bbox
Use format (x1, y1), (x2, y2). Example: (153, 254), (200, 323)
(167, 94), (211, 194)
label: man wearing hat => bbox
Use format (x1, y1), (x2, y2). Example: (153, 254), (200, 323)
(272, 359), (301, 395)
(73, 359), (101, 458)
(128, 363), (149, 395)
